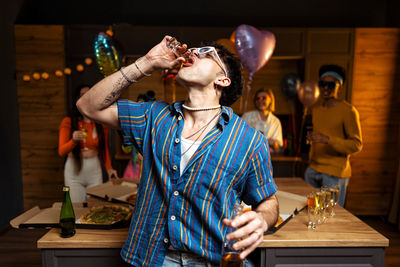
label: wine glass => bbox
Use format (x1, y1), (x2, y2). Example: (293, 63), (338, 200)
(322, 185), (333, 220)
(307, 192), (317, 230)
(328, 184), (340, 217)
(79, 124), (88, 150)
(315, 190), (326, 224)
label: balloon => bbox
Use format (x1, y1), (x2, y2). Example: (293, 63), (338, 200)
(298, 81), (320, 107)
(216, 38), (237, 55)
(235, 24), (276, 77)
(281, 73), (301, 98)
(94, 32), (122, 77)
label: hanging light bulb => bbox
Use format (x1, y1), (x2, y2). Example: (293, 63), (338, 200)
(64, 68), (72, 75)
(55, 70), (63, 77)
(76, 64), (84, 72)
(23, 75), (31, 82)
(85, 57), (93, 65)
(41, 72), (49, 79)
(32, 72), (41, 80)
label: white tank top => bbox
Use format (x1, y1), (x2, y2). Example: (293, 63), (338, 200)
(180, 137), (201, 176)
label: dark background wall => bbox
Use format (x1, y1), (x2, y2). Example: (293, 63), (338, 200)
(1, 0), (24, 230)
(3, 0), (400, 230)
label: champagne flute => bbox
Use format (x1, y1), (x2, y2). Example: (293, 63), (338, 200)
(328, 184), (340, 217)
(79, 124), (88, 150)
(322, 186), (333, 219)
(315, 190), (326, 224)
(307, 192), (317, 230)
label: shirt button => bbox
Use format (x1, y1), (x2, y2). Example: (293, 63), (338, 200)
(172, 165), (178, 171)
(164, 238), (169, 243)
(174, 191), (179, 196)
(178, 116), (182, 121)
(175, 138), (180, 144)
(171, 215), (176, 221)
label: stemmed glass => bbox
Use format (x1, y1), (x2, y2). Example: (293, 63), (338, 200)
(79, 124), (88, 150)
(307, 192), (317, 230)
(315, 190), (326, 224)
(328, 184), (340, 217)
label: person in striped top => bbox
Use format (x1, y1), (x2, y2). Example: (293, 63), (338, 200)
(77, 36), (278, 266)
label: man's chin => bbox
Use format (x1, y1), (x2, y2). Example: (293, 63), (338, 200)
(175, 73), (185, 86)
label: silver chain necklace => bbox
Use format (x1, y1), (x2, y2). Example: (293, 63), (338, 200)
(181, 109), (221, 156)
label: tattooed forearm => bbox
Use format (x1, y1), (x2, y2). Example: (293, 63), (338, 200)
(102, 76), (130, 109)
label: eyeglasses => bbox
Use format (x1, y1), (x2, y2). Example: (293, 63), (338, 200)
(189, 46), (228, 77)
(318, 80), (338, 90)
(255, 96), (266, 101)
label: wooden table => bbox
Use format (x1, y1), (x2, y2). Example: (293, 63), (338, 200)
(37, 178), (389, 267)
(258, 178), (389, 266)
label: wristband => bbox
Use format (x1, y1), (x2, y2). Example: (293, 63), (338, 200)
(135, 58), (152, 77)
(120, 67), (137, 84)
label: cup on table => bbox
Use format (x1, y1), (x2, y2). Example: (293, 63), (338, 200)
(322, 186), (333, 220)
(315, 190), (327, 224)
(307, 192), (317, 230)
(328, 184), (340, 217)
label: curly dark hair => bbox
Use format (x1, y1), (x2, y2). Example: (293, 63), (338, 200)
(319, 64), (346, 84)
(137, 90), (156, 102)
(201, 41), (244, 107)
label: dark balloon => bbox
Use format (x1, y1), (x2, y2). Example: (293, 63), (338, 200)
(281, 73), (301, 98)
(94, 32), (123, 77)
(298, 81), (320, 107)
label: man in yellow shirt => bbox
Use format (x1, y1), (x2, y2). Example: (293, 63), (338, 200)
(305, 65), (363, 206)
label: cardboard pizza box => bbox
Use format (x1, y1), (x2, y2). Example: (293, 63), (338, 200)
(10, 201), (132, 230)
(276, 190), (307, 214)
(86, 181), (137, 205)
(264, 190), (307, 234)
(10, 202), (87, 229)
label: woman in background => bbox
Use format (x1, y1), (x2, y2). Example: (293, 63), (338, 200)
(242, 88), (283, 152)
(58, 85), (118, 202)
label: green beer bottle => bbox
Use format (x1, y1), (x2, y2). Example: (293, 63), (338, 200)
(59, 186), (76, 238)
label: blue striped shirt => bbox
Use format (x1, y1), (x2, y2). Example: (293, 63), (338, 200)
(118, 100), (277, 266)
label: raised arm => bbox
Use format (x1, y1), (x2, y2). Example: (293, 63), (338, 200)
(76, 36), (188, 129)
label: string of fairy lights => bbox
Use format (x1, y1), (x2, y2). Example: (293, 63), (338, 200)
(21, 27), (118, 82)
(21, 57), (94, 82)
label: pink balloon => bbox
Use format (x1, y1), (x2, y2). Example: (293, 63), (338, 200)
(235, 24), (276, 76)
(298, 81), (320, 108)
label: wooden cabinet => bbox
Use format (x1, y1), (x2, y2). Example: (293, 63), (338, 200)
(307, 29), (353, 54)
(269, 28), (306, 58)
(305, 28), (354, 102)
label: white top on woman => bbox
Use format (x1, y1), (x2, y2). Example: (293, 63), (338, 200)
(242, 110), (283, 147)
